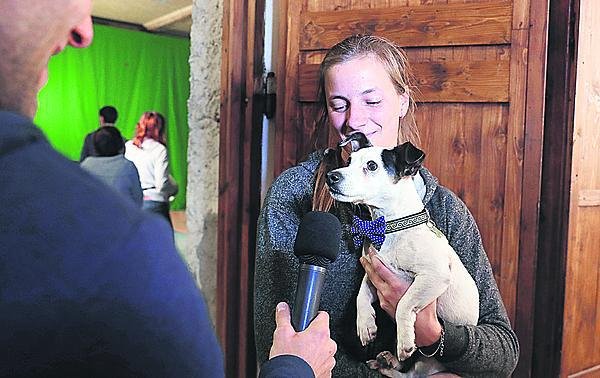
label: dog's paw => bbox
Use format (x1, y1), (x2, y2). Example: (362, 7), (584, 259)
(396, 324), (417, 361)
(357, 312), (377, 346)
(376, 351), (402, 370)
(367, 352), (403, 378)
(396, 343), (417, 361)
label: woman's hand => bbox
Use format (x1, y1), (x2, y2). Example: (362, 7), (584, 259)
(360, 249), (443, 347)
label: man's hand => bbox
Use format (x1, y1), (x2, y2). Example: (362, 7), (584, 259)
(269, 302), (337, 377)
(360, 250), (442, 347)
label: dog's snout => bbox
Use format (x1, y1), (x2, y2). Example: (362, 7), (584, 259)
(326, 171), (342, 186)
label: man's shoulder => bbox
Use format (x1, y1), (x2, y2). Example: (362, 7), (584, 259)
(83, 128), (97, 139)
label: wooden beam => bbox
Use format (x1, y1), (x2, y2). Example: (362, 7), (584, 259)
(300, 1), (512, 50)
(143, 5), (192, 31)
(298, 60), (510, 103)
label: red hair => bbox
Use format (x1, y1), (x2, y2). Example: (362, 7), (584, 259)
(132, 111), (166, 147)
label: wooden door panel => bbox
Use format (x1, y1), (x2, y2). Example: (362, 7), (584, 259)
(300, 2), (512, 50)
(299, 60), (510, 102)
(418, 103), (508, 286)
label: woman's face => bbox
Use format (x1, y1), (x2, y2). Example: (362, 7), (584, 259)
(324, 55), (409, 148)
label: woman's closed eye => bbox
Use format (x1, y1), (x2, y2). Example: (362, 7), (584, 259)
(330, 101), (349, 112)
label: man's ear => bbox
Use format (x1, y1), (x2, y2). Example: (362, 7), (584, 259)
(383, 142), (425, 178)
(338, 132), (372, 152)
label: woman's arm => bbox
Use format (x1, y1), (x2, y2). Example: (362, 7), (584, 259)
(254, 169), (309, 365)
(153, 146), (177, 198)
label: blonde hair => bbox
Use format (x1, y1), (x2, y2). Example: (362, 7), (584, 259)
(132, 111), (166, 148)
(312, 35), (420, 211)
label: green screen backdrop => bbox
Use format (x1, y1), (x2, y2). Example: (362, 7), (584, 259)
(35, 24), (190, 210)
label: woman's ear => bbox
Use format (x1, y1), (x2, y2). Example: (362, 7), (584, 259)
(398, 92), (410, 118)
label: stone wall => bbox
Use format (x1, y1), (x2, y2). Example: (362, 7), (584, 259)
(185, 0), (222, 323)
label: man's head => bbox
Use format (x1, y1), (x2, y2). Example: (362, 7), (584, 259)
(99, 106), (118, 125)
(93, 127), (125, 157)
(0, 0), (93, 118)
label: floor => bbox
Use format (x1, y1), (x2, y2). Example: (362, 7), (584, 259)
(170, 210), (187, 256)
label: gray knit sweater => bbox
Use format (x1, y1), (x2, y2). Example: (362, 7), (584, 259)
(254, 151), (519, 377)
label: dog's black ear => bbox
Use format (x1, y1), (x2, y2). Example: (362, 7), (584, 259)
(338, 132), (372, 152)
(322, 147), (342, 173)
(383, 142), (425, 178)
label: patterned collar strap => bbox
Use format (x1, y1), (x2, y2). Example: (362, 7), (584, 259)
(385, 208), (430, 234)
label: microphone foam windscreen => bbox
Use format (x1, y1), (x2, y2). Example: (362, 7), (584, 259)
(294, 211), (341, 266)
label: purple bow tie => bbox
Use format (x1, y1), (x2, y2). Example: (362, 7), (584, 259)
(351, 215), (386, 249)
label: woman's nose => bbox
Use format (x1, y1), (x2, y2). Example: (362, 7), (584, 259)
(69, 16), (94, 48)
(346, 105), (367, 130)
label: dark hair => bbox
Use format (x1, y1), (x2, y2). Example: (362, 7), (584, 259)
(93, 127), (125, 157)
(99, 106), (118, 124)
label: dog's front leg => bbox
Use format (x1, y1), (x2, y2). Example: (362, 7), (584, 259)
(395, 273), (449, 361)
(357, 272), (378, 346)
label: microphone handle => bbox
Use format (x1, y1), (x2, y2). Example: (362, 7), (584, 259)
(292, 264), (327, 331)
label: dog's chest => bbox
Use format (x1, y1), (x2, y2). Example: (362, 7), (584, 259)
(376, 226), (451, 273)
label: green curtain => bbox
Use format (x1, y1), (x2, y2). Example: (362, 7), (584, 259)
(35, 24), (190, 210)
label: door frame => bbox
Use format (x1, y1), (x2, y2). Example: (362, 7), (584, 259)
(217, 0), (265, 376)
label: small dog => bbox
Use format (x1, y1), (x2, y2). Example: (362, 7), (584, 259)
(325, 133), (479, 376)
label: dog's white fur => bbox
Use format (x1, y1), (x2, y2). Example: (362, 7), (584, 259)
(327, 144), (479, 375)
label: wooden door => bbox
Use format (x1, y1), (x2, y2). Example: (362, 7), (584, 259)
(271, 0), (544, 374)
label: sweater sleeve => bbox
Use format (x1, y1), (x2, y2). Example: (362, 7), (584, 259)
(153, 145), (177, 198)
(254, 168), (308, 365)
(429, 191), (519, 377)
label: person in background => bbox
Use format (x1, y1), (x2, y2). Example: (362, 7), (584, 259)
(81, 126), (143, 206)
(125, 111), (178, 226)
(80, 105), (121, 162)
(0, 1), (335, 376)
(254, 35), (519, 376)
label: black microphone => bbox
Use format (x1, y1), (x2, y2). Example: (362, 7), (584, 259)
(292, 211), (341, 331)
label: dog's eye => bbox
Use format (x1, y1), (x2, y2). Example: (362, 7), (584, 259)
(366, 161), (378, 171)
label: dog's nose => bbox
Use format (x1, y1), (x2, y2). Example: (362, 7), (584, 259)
(326, 171), (342, 186)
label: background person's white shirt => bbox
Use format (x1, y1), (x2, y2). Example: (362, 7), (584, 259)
(125, 138), (178, 203)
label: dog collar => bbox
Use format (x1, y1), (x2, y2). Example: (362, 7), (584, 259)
(351, 209), (443, 250)
(385, 208), (436, 234)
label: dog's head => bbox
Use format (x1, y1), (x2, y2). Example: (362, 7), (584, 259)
(325, 138), (425, 207)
